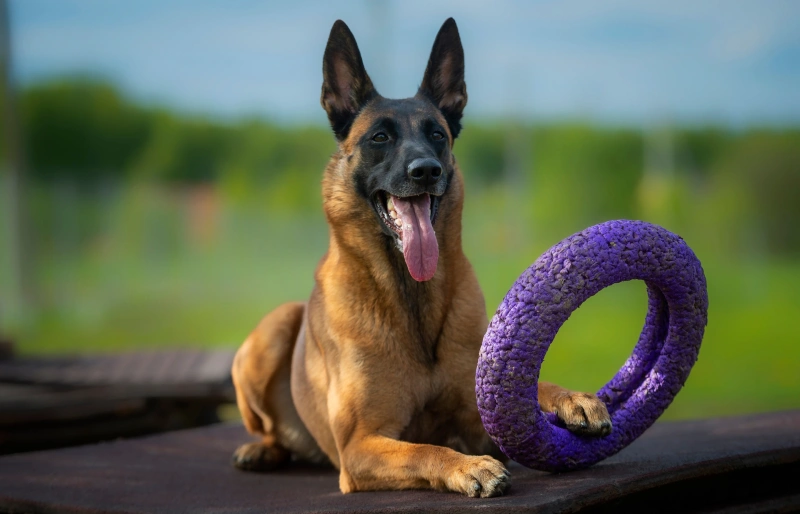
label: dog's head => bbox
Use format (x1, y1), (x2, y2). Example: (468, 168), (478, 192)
(320, 18), (467, 282)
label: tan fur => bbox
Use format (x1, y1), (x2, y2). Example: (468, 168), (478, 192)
(232, 28), (610, 497)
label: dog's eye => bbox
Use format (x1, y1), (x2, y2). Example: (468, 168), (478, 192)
(432, 131), (445, 141)
(372, 132), (389, 143)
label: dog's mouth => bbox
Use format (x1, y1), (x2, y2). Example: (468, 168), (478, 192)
(373, 192), (441, 282)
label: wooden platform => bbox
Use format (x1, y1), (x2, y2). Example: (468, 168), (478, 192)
(0, 349), (235, 454)
(0, 410), (798, 513)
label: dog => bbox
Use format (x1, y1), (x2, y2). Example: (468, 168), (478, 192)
(231, 18), (612, 498)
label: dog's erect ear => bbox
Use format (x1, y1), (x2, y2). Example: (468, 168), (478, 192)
(418, 18), (467, 139)
(321, 20), (377, 140)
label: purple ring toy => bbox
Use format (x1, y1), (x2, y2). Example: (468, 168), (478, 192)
(476, 220), (708, 472)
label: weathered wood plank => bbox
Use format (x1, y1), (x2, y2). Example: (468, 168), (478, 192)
(0, 349), (235, 386)
(0, 410), (797, 513)
(0, 350), (236, 454)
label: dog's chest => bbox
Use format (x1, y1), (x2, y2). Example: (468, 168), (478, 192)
(399, 397), (464, 448)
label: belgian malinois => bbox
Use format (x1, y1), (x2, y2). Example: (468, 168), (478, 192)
(231, 18), (612, 498)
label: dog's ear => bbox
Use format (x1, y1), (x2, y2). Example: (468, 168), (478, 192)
(321, 20), (377, 141)
(418, 18), (467, 139)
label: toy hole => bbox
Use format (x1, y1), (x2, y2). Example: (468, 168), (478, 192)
(539, 280), (648, 401)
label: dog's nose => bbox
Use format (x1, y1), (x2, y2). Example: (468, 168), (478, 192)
(407, 158), (442, 186)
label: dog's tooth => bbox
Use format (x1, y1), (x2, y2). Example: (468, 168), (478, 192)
(387, 196), (394, 210)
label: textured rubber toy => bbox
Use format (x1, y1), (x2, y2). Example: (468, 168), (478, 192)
(476, 220), (708, 472)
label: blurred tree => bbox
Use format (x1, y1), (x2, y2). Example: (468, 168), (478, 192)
(21, 79), (151, 181)
(715, 131), (800, 256)
(675, 127), (731, 178)
(144, 117), (233, 183)
(527, 124), (643, 240)
(14, 77), (800, 259)
(456, 124), (507, 185)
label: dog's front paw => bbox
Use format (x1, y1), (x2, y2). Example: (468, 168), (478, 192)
(446, 455), (510, 498)
(553, 392), (612, 436)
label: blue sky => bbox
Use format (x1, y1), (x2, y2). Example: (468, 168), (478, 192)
(9, 0), (800, 126)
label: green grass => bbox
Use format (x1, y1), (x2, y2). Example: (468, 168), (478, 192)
(5, 192), (800, 422)
(15, 212), (327, 353)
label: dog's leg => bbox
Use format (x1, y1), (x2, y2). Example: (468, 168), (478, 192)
(231, 302), (311, 471)
(337, 435), (510, 498)
(538, 381), (612, 436)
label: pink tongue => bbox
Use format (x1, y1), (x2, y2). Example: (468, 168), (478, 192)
(391, 194), (438, 282)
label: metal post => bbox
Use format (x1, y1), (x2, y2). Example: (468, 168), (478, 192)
(1, 0), (32, 335)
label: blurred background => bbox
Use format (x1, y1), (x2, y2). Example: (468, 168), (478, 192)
(0, 0), (798, 421)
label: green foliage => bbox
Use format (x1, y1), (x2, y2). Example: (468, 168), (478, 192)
(21, 78), (151, 180)
(16, 77), (800, 258)
(714, 131), (800, 255)
(456, 124), (508, 184)
(529, 124), (643, 240)
(20, 79), (335, 190)
(674, 127), (731, 177)
(154, 118), (235, 183)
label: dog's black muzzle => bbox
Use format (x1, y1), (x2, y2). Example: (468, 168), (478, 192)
(407, 158), (442, 187)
